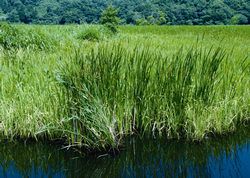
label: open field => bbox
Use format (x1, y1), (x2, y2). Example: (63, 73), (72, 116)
(0, 24), (249, 152)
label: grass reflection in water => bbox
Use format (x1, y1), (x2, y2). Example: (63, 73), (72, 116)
(1, 126), (250, 178)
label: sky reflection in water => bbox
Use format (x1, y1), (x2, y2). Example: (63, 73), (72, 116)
(0, 127), (250, 178)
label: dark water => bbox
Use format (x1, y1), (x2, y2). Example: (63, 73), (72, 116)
(1, 128), (250, 178)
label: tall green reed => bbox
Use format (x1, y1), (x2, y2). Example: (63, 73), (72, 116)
(0, 49), (69, 141)
(54, 41), (249, 150)
(0, 23), (56, 51)
(0, 24), (249, 153)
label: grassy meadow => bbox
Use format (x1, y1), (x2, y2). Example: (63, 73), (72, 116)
(0, 23), (249, 152)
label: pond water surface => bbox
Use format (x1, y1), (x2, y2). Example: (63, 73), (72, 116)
(1, 127), (250, 178)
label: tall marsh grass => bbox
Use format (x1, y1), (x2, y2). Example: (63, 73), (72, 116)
(0, 23), (56, 51)
(0, 24), (249, 152)
(54, 41), (249, 150)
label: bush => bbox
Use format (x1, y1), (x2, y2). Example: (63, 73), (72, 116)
(77, 28), (101, 41)
(99, 5), (120, 34)
(77, 25), (111, 42)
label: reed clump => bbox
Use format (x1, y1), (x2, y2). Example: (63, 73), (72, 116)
(0, 24), (249, 152)
(0, 23), (55, 51)
(54, 42), (249, 150)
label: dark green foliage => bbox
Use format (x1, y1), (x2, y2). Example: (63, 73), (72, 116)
(99, 5), (120, 34)
(77, 26), (109, 41)
(6, 9), (20, 23)
(1, 0), (250, 25)
(230, 14), (249, 24)
(237, 14), (249, 24)
(77, 28), (101, 41)
(5, 3), (38, 24)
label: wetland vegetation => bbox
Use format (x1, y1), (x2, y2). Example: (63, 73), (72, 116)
(0, 23), (249, 153)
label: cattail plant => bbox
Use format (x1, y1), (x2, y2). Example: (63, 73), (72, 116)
(55, 40), (249, 150)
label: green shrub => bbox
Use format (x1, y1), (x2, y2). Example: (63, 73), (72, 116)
(77, 28), (101, 41)
(77, 25), (111, 42)
(99, 5), (120, 34)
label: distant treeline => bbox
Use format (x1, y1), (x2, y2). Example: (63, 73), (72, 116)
(0, 0), (250, 25)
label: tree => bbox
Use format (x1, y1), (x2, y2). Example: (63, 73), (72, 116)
(229, 15), (239, 24)
(1, 0), (12, 14)
(31, 8), (38, 22)
(17, 5), (26, 23)
(126, 11), (134, 24)
(230, 14), (249, 24)
(147, 15), (155, 25)
(6, 9), (20, 23)
(0, 9), (6, 22)
(99, 5), (120, 34)
(237, 14), (249, 24)
(136, 18), (148, 25)
(156, 11), (167, 25)
(0, 8), (3, 16)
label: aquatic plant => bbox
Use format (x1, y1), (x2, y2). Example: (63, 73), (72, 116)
(54, 41), (249, 150)
(0, 24), (249, 153)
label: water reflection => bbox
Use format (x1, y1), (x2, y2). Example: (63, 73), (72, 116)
(1, 127), (250, 178)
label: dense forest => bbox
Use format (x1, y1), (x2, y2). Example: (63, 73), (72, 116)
(0, 0), (250, 25)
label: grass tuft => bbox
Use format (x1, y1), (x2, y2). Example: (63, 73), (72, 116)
(0, 22), (56, 51)
(0, 24), (249, 153)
